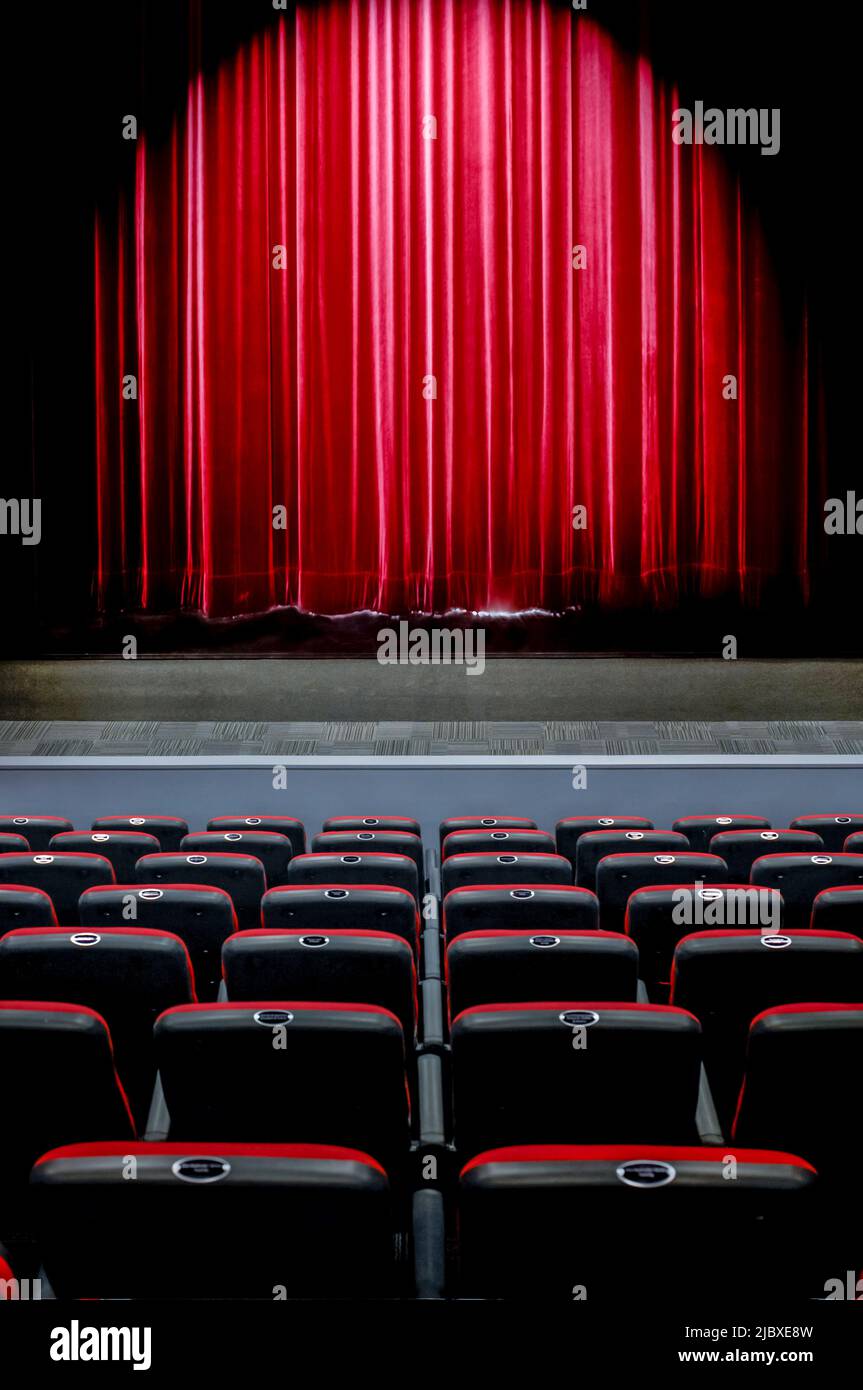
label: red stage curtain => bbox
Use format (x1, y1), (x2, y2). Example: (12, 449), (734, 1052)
(94, 0), (822, 618)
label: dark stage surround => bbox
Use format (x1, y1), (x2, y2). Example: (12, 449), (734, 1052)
(6, 0), (860, 656)
(24, 600), (863, 660)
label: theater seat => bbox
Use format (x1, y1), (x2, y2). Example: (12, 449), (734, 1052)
(0, 852), (115, 924)
(790, 813), (863, 852)
(441, 852), (571, 895)
(596, 851), (728, 932)
(154, 1001), (411, 1174)
(810, 884), (863, 933)
(287, 852), (419, 903)
(135, 851), (267, 930)
(733, 1004), (863, 1181)
(0, 1002), (134, 1214)
(49, 830), (161, 882)
(31, 1142), (398, 1300)
(446, 930), (639, 1018)
(0, 834), (30, 854)
(751, 851), (863, 930)
(708, 828), (823, 881)
(324, 814), (421, 837)
(79, 883), (238, 1000)
(312, 829), (424, 882)
(182, 830), (293, 887)
(0, 817), (73, 851)
(207, 816), (307, 858)
(441, 829), (556, 860)
(670, 928), (863, 1127)
(262, 883), (420, 954)
(451, 1001), (702, 1158)
(457, 1145), (817, 1299)
(0, 885), (57, 931)
(555, 816), (654, 869)
(0, 927), (196, 1126)
(443, 884), (599, 941)
(673, 814), (772, 852)
(575, 830), (690, 892)
(91, 815), (189, 852)
(731, 1003), (862, 1313)
(223, 929), (417, 1040)
(625, 883), (784, 998)
(844, 831), (863, 854)
(439, 816), (537, 854)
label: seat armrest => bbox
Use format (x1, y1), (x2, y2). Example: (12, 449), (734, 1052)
(420, 977), (446, 1049)
(417, 1050), (447, 1149)
(143, 1073), (171, 1141)
(425, 850), (441, 900)
(422, 925), (442, 979)
(695, 1063), (725, 1145)
(412, 1188), (446, 1299)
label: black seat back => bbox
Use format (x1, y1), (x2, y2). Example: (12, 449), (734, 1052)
(92, 815), (189, 851)
(223, 928), (417, 1038)
(446, 929), (639, 1017)
(443, 884), (599, 941)
(207, 816), (307, 857)
(0, 817), (73, 851)
(0, 1002), (134, 1202)
(596, 852), (728, 932)
(262, 883), (419, 953)
(442, 852), (571, 895)
(576, 830), (690, 891)
(458, 1145), (818, 1300)
(0, 926), (195, 1125)
(708, 829), (822, 881)
(182, 831), (293, 887)
(671, 928), (863, 1126)
(672, 814), (771, 852)
(555, 816), (653, 869)
(50, 831), (161, 882)
(287, 852), (419, 902)
(442, 829), (556, 860)
(451, 1002), (702, 1157)
(733, 1003), (863, 1183)
(0, 853), (115, 924)
(324, 814), (421, 836)
(79, 883), (238, 1000)
(789, 814), (863, 852)
(155, 1001), (411, 1173)
(810, 884), (863, 932)
(135, 851), (267, 930)
(32, 1142), (396, 1299)
(625, 883), (783, 998)
(312, 830), (424, 883)
(751, 852), (863, 930)
(439, 816), (536, 854)
(0, 885), (57, 931)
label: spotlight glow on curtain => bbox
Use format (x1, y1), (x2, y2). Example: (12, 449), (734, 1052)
(94, 0), (820, 618)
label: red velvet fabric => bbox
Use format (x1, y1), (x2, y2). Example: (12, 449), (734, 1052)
(94, 1), (821, 617)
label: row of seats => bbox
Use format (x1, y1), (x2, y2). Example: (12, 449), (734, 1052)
(5, 808), (863, 843)
(2, 918), (859, 1126)
(1, 807), (860, 1299)
(4, 1141), (843, 1300)
(1, 994), (859, 1298)
(3, 809), (863, 860)
(0, 876), (859, 1024)
(1, 842), (862, 930)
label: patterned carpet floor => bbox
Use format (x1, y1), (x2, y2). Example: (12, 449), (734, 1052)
(1, 720), (860, 757)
